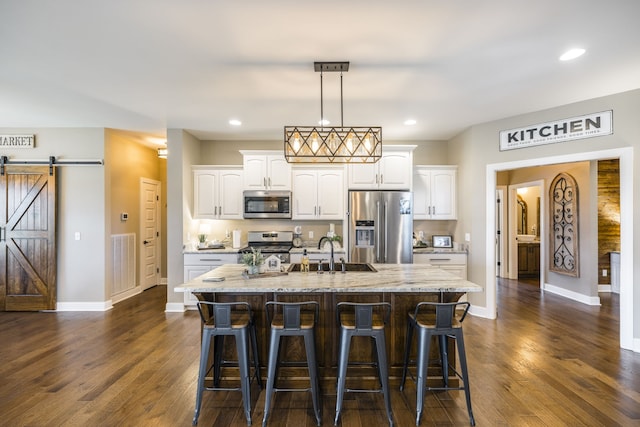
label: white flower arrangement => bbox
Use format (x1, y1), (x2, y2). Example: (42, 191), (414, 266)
(242, 247), (264, 267)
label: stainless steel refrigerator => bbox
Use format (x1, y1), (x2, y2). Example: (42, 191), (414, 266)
(348, 190), (413, 264)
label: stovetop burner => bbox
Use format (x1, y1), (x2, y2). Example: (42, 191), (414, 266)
(238, 231), (294, 263)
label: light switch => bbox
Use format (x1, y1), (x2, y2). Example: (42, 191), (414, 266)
(309, 231), (314, 239)
(74, 232), (81, 241)
(465, 233), (471, 242)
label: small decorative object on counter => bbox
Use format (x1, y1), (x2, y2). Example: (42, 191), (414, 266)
(242, 247), (264, 275)
(265, 254), (282, 272)
(301, 249), (310, 272)
(197, 234), (207, 249)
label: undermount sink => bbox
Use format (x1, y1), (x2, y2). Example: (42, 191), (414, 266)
(287, 262), (377, 273)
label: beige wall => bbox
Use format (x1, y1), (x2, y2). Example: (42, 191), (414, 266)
(105, 130), (167, 282)
(0, 127), (106, 304)
(451, 88), (638, 349)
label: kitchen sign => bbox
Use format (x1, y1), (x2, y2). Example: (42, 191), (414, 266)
(499, 110), (612, 151)
(0, 134), (35, 148)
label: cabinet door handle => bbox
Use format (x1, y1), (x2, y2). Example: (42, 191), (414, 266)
(314, 206), (317, 215)
(318, 206), (321, 216)
(380, 174), (383, 184)
(268, 177), (271, 187)
(214, 206), (218, 216)
(219, 205), (222, 216)
(0, 226), (4, 242)
(263, 177), (267, 187)
(375, 174), (379, 184)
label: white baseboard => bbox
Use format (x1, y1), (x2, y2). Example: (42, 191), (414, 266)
(469, 304), (495, 319)
(112, 286), (142, 304)
(160, 277), (168, 285)
(598, 284), (612, 293)
(543, 283), (601, 306)
(56, 301), (114, 311)
(165, 302), (187, 313)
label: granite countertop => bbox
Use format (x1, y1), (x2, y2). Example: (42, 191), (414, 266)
(175, 263), (483, 294)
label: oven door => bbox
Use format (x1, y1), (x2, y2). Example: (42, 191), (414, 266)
(243, 190), (291, 219)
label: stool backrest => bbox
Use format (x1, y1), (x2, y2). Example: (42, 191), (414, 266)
(414, 301), (470, 329)
(337, 302), (391, 329)
(196, 301), (252, 328)
(265, 301), (319, 330)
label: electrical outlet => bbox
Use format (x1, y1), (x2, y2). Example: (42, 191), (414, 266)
(602, 269), (607, 277)
(309, 231), (314, 239)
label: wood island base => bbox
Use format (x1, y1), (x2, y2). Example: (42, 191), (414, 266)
(195, 290), (466, 388)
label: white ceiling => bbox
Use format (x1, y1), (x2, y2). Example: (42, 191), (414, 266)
(2, 1), (639, 146)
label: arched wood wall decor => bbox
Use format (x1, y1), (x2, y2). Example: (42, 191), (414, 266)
(549, 172), (579, 277)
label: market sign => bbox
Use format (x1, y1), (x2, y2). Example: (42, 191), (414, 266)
(499, 110), (612, 151)
(0, 134), (35, 148)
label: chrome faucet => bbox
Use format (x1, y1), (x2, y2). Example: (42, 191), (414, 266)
(318, 236), (335, 272)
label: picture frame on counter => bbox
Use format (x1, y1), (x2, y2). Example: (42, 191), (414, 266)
(432, 235), (453, 248)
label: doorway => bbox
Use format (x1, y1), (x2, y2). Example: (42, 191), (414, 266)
(507, 181), (543, 285)
(485, 147), (633, 350)
(140, 178), (161, 290)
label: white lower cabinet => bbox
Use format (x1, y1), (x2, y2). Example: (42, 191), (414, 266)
(413, 253), (467, 279)
(183, 253), (238, 308)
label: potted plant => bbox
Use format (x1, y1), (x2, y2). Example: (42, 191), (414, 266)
(242, 247), (264, 275)
(197, 234), (207, 249)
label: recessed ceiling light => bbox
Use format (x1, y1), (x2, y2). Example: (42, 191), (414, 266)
(229, 119), (242, 126)
(559, 48), (586, 61)
(319, 118), (330, 126)
(404, 119), (417, 126)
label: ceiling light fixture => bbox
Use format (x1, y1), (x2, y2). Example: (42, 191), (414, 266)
(284, 61), (382, 163)
(229, 119), (242, 126)
(559, 48), (585, 61)
(404, 119), (417, 126)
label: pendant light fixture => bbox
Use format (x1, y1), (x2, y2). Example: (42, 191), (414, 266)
(284, 61), (382, 163)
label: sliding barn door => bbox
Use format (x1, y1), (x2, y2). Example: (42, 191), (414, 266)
(0, 166), (56, 311)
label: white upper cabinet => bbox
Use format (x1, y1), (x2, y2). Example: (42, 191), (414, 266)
(241, 151), (291, 190)
(347, 146), (414, 190)
(292, 167), (344, 220)
(413, 165), (457, 220)
(193, 167), (244, 219)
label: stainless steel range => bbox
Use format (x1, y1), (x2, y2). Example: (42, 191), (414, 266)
(238, 231), (293, 263)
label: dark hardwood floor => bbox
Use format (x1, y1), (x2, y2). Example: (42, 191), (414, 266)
(1, 279), (639, 426)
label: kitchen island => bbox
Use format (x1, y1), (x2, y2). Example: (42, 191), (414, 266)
(176, 263), (482, 386)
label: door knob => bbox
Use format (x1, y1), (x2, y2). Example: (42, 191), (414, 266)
(143, 240), (150, 245)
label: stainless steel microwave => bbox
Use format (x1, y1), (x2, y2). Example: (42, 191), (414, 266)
(243, 190), (292, 219)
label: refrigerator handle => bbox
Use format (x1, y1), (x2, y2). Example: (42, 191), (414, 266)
(383, 201), (388, 262)
(376, 200), (381, 263)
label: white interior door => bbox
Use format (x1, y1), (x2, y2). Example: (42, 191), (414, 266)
(140, 178), (161, 290)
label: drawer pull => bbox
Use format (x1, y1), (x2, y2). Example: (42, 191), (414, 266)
(200, 258), (222, 262)
(430, 258), (451, 262)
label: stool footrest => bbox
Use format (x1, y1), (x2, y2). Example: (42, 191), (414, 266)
(273, 387), (313, 393)
(345, 387), (384, 394)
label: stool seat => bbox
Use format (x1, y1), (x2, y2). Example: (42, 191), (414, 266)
(262, 301), (321, 427)
(203, 312), (251, 329)
(400, 301), (475, 426)
(334, 302), (393, 426)
(192, 301), (262, 426)
(338, 312), (386, 330)
(269, 312), (316, 330)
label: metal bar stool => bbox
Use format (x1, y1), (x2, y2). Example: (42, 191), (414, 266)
(334, 302), (393, 426)
(400, 301), (475, 426)
(193, 301), (262, 426)
(262, 301), (322, 427)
